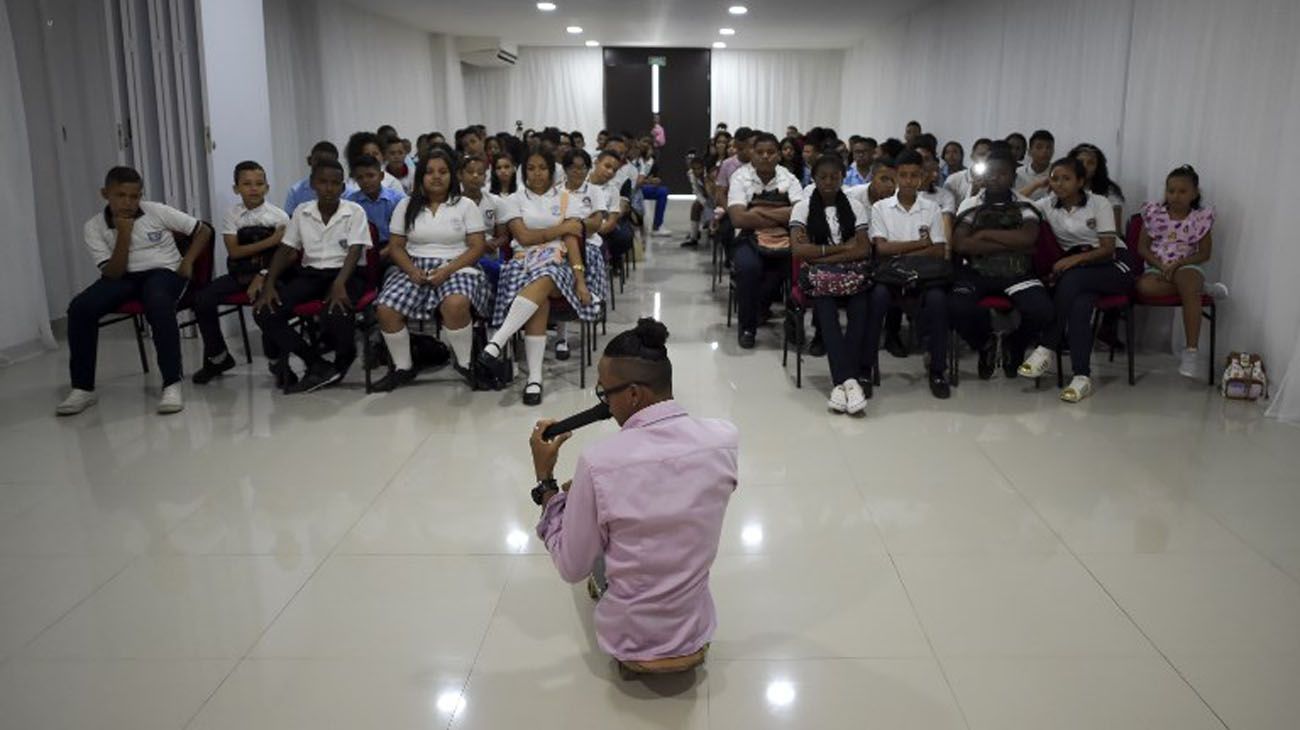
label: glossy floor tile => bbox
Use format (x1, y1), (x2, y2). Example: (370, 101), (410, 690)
(1, 212), (1297, 727)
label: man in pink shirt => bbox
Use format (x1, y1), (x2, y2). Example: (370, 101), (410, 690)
(531, 318), (739, 675)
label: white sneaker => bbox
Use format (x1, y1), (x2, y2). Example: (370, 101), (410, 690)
(1060, 375), (1095, 403)
(1204, 281), (1229, 299)
(55, 388), (97, 416)
(1179, 349), (1200, 379)
(157, 383), (184, 415)
(827, 384), (848, 413)
(652, 228), (673, 237)
(1018, 345), (1053, 378)
(843, 379), (868, 415)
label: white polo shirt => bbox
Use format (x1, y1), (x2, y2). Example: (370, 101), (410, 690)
(789, 195), (870, 245)
(381, 170), (405, 196)
(220, 201), (289, 237)
(84, 201), (199, 273)
(869, 193), (948, 244)
(1015, 163), (1052, 200)
(1034, 192), (1124, 250)
(943, 168), (974, 203)
(389, 196), (485, 261)
(500, 185), (580, 234)
(726, 164), (806, 210)
(843, 184), (873, 217)
(475, 191), (503, 233)
(922, 187), (956, 216)
(283, 199), (372, 270)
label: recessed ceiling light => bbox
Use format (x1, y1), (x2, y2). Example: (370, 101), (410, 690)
(719, 27), (736, 35)
(536, 2), (556, 10)
(566, 25), (583, 34)
(585, 40), (599, 46)
(713, 41), (727, 48)
(729, 5), (748, 14)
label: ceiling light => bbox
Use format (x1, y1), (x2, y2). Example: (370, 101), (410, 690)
(719, 27), (736, 35)
(713, 41), (727, 48)
(729, 5), (748, 14)
(566, 25), (583, 34)
(585, 40), (599, 46)
(536, 2), (556, 10)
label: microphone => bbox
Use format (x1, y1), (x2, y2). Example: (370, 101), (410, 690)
(541, 402), (612, 441)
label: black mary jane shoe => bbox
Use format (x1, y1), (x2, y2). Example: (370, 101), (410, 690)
(522, 381), (544, 406)
(371, 367), (417, 393)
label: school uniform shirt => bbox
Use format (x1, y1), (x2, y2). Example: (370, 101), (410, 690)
(726, 163), (806, 213)
(346, 186), (406, 243)
(499, 186), (582, 246)
(219, 201), (290, 238)
(282, 199), (372, 270)
(869, 193), (949, 245)
(84, 201), (200, 273)
(557, 181), (607, 245)
(1015, 163), (1052, 201)
(942, 168), (974, 203)
(843, 184), (874, 216)
(921, 187), (957, 216)
(789, 195), (871, 245)
(1034, 193), (1124, 250)
(388, 196), (486, 261)
(381, 170), (405, 196)
(283, 175), (359, 215)
(474, 191), (503, 234)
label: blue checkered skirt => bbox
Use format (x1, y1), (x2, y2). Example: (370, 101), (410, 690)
(491, 255), (603, 326)
(375, 257), (490, 320)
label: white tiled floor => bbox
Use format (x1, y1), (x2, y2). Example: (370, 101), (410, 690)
(1, 212), (1298, 728)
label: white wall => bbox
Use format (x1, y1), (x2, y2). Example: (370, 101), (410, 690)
(839, 0), (1300, 420)
(712, 49), (844, 136)
(462, 47), (604, 139)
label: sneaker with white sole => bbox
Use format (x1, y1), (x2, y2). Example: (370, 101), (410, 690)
(843, 379), (868, 415)
(55, 388), (97, 416)
(651, 228), (673, 237)
(157, 383), (184, 414)
(1018, 345), (1053, 378)
(1178, 348), (1200, 379)
(1060, 375), (1094, 403)
(827, 384), (848, 413)
(1204, 281), (1229, 299)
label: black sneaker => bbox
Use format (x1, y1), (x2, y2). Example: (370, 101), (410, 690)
(522, 381), (543, 406)
(929, 373), (952, 399)
(285, 362), (342, 394)
(191, 352), (236, 384)
(978, 337), (998, 380)
(808, 333), (825, 357)
(371, 367), (417, 392)
(885, 333), (909, 358)
(738, 330), (757, 349)
(269, 359), (299, 390)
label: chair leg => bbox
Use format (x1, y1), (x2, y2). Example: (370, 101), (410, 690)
(1207, 304), (1217, 386)
(132, 314), (150, 373)
(1126, 306), (1135, 385)
(949, 331), (959, 387)
(726, 282), (734, 328)
(236, 307), (253, 364)
(363, 320), (373, 394)
(579, 322), (587, 389)
(1056, 349), (1065, 389)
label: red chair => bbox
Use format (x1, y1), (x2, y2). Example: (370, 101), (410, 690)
(781, 256), (810, 387)
(98, 223), (214, 373)
(1125, 214), (1218, 385)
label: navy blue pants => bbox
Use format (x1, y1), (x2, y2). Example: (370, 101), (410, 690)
(734, 243), (788, 332)
(1042, 261), (1133, 376)
(950, 272), (1054, 367)
(68, 269), (188, 390)
(867, 284), (950, 377)
(811, 287), (874, 385)
(641, 184), (670, 230)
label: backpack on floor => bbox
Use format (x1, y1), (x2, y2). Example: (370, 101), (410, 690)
(1221, 352), (1268, 400)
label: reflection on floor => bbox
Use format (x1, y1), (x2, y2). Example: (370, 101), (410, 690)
(1, 214), (1297, 729)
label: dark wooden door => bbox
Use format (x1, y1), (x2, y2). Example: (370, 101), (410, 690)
(603, 48), (711, 193)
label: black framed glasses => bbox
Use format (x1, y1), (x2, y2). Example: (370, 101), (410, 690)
(595, 381), (639, 404)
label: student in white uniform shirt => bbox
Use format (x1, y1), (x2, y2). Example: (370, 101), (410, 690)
(589, 150), (636, 276)
(58, 166), (213, 416)
(868, 150), (954, 399)
(383, 136), (415, 193)
(789, 155), (875, 415)
(283, 141), (360, 215)
(920, 158), (956, 240)
(726, 132), (807, 349)
(1016, 129), (1055, 201)
(1068, 142), (1128, 350)
(554, 148), (612, 361)
(192, 161), (291, 387)
(480, 149), (596, 406)
(345, 131), (405, 196)
(458, 154), (508, 289)
(254, 160), (371, 394)
(1018, 157), (1134, 403)
(943, 137), (992, 204)
(371, 150), (489, 392)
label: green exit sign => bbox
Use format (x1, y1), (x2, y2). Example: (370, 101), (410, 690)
(648, 56), (667, 67)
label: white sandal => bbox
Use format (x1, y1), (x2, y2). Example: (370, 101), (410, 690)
(1060, 375), (1094, 403)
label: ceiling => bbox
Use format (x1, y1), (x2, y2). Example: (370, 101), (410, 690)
(349, 0), (918, 50)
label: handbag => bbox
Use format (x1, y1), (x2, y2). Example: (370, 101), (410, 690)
(227, 225), (277, 282)
(871, 255), (952, 289)
(799, 262), (870, 297)
(1222, 352), (1268, 400)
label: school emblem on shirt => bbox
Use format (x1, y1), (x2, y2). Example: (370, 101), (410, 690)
(583, 196), (592, 207)
(451, 218), (463, 231)
(919, 225), (930, 238)
(551, 205), (561, 216)
(1086, 218), (1097, 230)
(148, 231), (163, 243)
(337, 238), (349, 249)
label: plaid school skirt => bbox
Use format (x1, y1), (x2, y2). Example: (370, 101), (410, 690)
(491, 255), (604, 326)
(375, 256), (491, 320)
(585, 242), (611, 303)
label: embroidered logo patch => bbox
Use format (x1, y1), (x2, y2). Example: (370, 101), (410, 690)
(919, 225), (930, 238)
(1086, 218), (1097, 230)
(551, 205), (561, 216)
(337, 238), (349, 249)
(148, 231), (163, 243)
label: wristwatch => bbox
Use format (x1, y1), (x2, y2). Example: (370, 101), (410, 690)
(531, 477), (559, 506)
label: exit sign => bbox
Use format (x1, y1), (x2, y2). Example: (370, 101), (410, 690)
(648, 56), (667, 67)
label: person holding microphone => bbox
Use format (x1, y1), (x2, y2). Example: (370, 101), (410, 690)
(528, 318), (739, 678)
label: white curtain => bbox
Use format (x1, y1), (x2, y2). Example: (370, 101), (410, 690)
(263, 0), (468, 194)
(463, 47), (604, 139)
(0, 0), (55, 360)
(712, 49), (843, 135)
(839, 0), (1300, 423)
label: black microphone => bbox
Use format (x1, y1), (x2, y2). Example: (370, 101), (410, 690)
(541, 402), (612, 440)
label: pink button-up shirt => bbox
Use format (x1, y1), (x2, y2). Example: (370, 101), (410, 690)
(536, 400), (739, 662)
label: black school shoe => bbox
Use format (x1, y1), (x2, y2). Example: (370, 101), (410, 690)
(929, 373), (952, 399)
(476, 343), (513, 388)
(978, 337), (998, 380)
(191, 352), (236, 384)
(680, 238), (700, 248)
(884, 332), (909, 358)
(286, 361), (342, 394)
(371, 367), (417, 393)
(807, 332), (825, 357)
(738, 330), (757, 349)
(269, 358), (299, 390)
(555, 339), (571, 361)
(522, 381), (543, 406)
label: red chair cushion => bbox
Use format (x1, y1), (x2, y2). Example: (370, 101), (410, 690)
(221, 292), (252, 305)
(292, 300), (324, 317)
(114, 301), (145, 315)
(1137, 292), (1214, 307)
(976, 295), (1013, 311)
(1096, 293), (1131, 310)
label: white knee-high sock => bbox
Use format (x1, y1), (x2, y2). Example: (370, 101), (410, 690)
(443, 324), (472, 368)
(524, 334), (547, 384)
(382, 328), (413, 371)
(489, 297), (539, 351)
